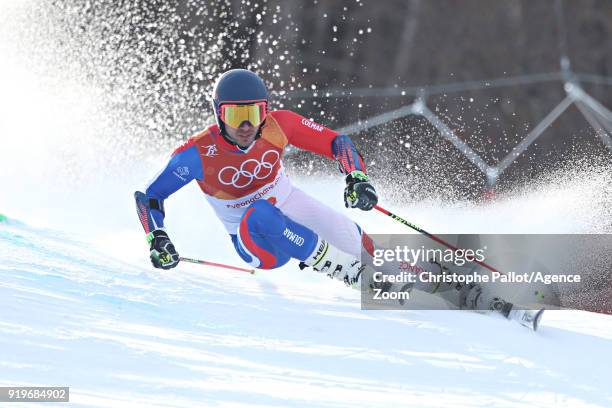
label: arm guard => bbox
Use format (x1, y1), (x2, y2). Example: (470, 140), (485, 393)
(332, 135), (366, 175)
(134, 142), (203, 234)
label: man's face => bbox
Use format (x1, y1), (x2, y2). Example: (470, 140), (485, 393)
(224, 121), (260, 148)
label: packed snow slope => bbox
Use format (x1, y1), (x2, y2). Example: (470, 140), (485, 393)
(2, 174), (612, 408)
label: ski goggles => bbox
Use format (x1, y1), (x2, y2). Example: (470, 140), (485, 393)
(219, 102), (267, 129)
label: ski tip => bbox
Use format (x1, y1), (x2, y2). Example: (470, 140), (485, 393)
(509, 306), (546, 331)
(533, 308), (545, 331)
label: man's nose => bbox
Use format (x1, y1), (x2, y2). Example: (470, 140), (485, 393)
(239, 120), (254, 129)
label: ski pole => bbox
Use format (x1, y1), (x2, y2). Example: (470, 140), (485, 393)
(180, 257), (256, 274)
(373, 204), (500, 273)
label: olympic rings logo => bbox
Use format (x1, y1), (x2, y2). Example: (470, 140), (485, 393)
(218, 150), (280, 189)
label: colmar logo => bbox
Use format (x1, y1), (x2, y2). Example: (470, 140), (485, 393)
(218, 150), (280, 189)
(283, 228), (305, 246)
(301, 118), (324, 132)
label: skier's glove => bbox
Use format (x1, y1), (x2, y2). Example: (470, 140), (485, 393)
(344, 170), (378, 211)
(147, 229), (179, 270)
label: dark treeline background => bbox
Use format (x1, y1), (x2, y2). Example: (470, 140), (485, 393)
(36, 0), (612, 199)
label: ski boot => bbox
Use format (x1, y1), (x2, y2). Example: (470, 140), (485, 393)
(301, 238), (364, 287)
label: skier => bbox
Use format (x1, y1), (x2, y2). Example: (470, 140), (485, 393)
(135, 69), (378, 285)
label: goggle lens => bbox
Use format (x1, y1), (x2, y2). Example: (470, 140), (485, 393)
(220, 102), (267, 129)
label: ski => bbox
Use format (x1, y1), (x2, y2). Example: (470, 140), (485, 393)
(363, 272), (545, 331)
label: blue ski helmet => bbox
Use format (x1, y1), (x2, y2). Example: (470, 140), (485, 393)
(211, 69), (268, 131)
